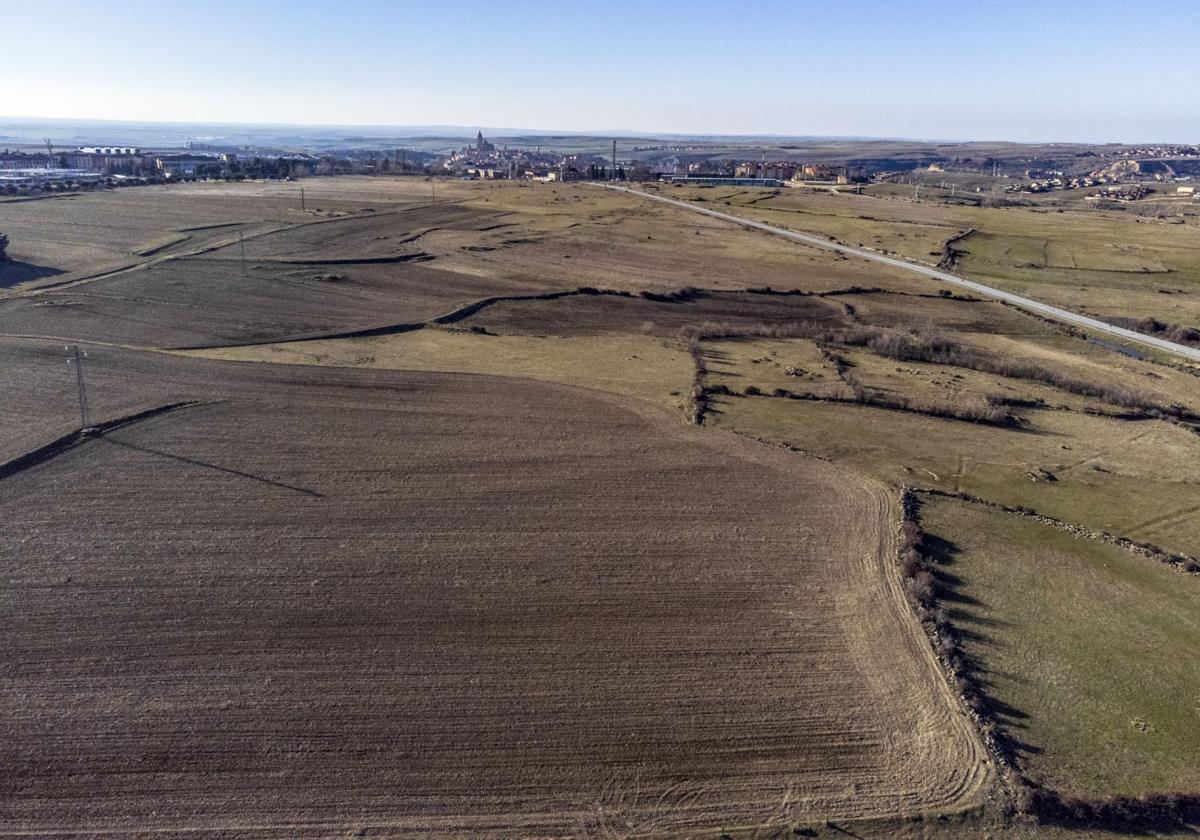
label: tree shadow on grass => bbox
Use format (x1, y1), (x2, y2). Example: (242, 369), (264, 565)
(0, 260), (64, 289)
(918, 518), (1041, 761)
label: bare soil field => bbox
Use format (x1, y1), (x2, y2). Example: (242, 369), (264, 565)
(0, 259), (541, 348)
(0, 345), (988, 837)
(0, 178), (489, 296)
(1, 180), (949, 352)
(201, 201), (509, 263)
(437, 182), (937, 295)
(0, 187), (301, 282)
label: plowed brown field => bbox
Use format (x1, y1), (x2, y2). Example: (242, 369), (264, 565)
(0, 260), (539, 348)
(0, 343), (989, 837)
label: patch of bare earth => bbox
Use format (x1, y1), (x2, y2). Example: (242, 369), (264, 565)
(0, 356), (988, 837)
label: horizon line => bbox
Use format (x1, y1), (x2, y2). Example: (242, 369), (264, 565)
(1, 114), (1188, 147)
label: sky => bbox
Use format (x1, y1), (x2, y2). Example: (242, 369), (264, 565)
(3, 0), (1198, 143)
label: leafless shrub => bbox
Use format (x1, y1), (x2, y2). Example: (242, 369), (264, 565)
(1026, 786), (1200, 829)
(1106, 316), (1200, 350)
(687, 339), (708, 425)
(641, 286), (704, 303)
(672, 314), (1189, 422)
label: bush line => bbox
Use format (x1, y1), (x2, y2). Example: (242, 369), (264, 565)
(898, 487), (1200, 831)
(913, 487), (1200, 575)
(687, 338), (708, 425)
(674, 317), (1197, 423)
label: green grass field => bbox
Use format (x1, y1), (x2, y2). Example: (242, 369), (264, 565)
(919, 495), (1200, 797)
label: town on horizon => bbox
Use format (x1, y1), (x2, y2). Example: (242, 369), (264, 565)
(2, 122), (1199, 205)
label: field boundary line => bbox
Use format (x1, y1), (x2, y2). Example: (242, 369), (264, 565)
(912, 486), (1200, 575)
(0, 204), (413, 302)
(164, 286), (634, 350)
(597, 184), (1200, 363)
(161, 282), (985, 352)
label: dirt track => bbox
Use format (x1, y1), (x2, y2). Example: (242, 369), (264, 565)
(0, 347), (989, 837)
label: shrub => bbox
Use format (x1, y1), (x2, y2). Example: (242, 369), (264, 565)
(1107, 316), (1200, 350)
(641, 286), (704, 303)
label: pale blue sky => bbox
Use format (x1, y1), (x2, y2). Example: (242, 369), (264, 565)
(4, 0), (1197, 142)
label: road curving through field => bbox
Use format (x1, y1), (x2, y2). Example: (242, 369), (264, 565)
(600, 184), (1200, 364)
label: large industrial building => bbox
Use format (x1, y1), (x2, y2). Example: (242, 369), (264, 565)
(0, 169), (101, 188)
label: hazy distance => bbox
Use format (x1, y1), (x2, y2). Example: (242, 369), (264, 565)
(3, 0), (1199, 143)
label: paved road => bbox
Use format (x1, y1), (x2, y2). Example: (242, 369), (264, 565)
(600, 183), (1200, 364)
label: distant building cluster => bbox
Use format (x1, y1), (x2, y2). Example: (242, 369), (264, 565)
(1085, 184), (1149, 202)
(11, 130), (1196, 201)
(440, 132), (602, 181)
(0, 168), (101, 188)
(666, 176), (786, 187)
(0, 144), (322, 191)
(655, 158), (860, 184)
(1102, 145), (1200, 159)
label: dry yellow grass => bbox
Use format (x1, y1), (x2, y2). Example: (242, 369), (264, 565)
(183, 328), (696, 411)
(715, 393), (1200, 558)
(651, 182), (1200, 323)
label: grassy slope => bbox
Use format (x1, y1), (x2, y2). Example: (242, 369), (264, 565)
(184, 328), (695, 412)
(920, 495), (1200, 796)
(717, 393), (1200, 559)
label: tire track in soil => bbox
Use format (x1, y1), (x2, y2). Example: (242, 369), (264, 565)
(1121, 501), (1200, 541)
(834, 471), (994, 815)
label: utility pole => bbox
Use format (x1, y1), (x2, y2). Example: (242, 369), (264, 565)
(238, 231), (247, 279)
(611, 139), (617, 181)
(299, 186), (306, 211)
(66, 345), (91, 430)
